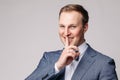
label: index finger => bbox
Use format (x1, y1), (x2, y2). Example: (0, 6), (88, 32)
(65, 36), (69, 48)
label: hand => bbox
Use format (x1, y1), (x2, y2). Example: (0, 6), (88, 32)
(55, 37), (80, 70)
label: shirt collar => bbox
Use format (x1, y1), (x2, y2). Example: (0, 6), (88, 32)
(78, 41), (88, 55)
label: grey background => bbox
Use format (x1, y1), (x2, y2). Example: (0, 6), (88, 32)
(0, 0), (120, 80)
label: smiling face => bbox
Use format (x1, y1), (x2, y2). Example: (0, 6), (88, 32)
(59, 11), (88, 46)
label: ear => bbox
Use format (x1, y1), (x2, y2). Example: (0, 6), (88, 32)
(83, 23), (88, 33)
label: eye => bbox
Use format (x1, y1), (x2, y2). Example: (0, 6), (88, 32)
(70, 26), (76, 29)
(59, 25), (65, 28)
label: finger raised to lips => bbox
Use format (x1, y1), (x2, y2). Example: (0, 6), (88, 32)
(65, 36), (69, 48)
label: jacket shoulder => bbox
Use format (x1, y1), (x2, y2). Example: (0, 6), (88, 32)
(87, 45), (114, 62)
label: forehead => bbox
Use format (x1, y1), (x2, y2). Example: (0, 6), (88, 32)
(59, 11), (83, 24)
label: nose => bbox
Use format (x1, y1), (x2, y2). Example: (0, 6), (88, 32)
(65, 27), (70, 36)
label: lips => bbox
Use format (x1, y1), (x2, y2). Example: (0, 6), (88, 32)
(64, 37), (74, 43)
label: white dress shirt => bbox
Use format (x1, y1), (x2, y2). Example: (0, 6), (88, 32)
(55, 42), (88, 80)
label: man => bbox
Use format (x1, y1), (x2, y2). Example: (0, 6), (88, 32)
(25, 4), (118, 80)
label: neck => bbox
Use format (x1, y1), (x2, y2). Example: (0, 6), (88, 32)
(77, 39), (85, 47)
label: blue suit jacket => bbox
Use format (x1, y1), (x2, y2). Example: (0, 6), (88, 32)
(25, 45), (118, 80)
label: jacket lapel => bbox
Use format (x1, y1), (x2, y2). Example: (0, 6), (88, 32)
(71, 46), (97, 80)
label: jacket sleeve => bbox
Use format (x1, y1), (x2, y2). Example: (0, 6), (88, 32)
(25, 52), (62, 80)
(99, 59), (118, 80)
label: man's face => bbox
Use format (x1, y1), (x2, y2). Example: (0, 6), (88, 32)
(59, 11), (88, 46)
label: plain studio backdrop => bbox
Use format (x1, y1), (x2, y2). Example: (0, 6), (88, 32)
(0, 0), (120, 80)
